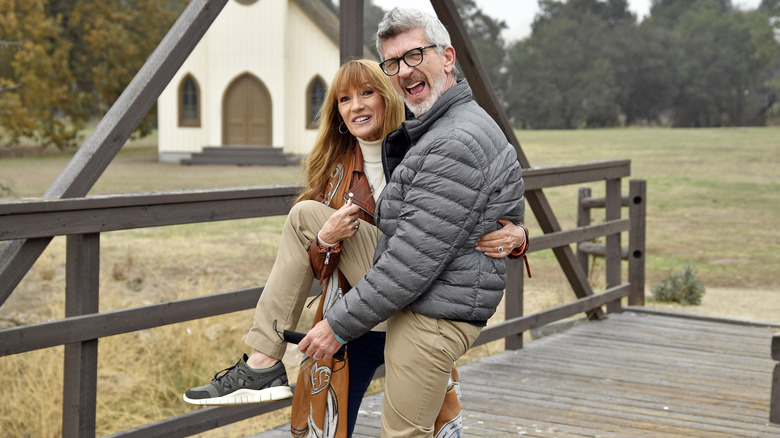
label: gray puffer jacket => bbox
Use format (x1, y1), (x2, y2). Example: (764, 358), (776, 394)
(327, 79), (525, 342)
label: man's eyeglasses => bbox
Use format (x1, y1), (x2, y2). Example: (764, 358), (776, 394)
(379, 45), (438, 76)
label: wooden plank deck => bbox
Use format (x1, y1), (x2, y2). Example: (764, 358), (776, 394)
(253, 310), (780, 437)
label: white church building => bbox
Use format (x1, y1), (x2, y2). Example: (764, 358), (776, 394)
(157, 0), (366, 163)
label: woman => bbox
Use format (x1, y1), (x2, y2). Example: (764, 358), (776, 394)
(290, 58), (413, 437)
(183, 60), (527, 437)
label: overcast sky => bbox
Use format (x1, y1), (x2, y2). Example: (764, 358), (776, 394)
(371, 0), (765, 42)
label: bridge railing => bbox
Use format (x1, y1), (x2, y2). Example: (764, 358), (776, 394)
(0, 158), (644, 437)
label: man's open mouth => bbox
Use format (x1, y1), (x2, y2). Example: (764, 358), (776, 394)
(406, 81), (426, 97)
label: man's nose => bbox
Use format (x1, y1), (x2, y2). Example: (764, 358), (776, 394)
(397, 60), (414, 77)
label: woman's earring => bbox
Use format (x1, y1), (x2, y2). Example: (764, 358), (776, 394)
(338, 121), (348, 135)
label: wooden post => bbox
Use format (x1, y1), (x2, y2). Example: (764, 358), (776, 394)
(628, 180), (646, 306)
(62, 233), (100, 438)
(504, 258), (524, 350)
(771, 333), (780, 424)
(577, 187), (592, 278)
(339, 1), (363, 63)
(605, 178), (622, 313)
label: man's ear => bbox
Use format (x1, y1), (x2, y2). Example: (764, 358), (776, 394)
(442, 45), (456, 74)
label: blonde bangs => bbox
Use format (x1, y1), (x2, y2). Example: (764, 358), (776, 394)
(330, 61), (372, 104)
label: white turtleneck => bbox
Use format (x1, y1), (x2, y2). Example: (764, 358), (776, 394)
(357, 137), (385, 202)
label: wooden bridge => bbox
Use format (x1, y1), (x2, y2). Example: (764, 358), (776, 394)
(1, 1), (778, 437)
(256, 309), (780, 438)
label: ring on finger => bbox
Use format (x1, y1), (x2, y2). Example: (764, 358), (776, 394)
(313, 354), (322, 361)
(354, 220), (360, 230)
(497, 246), (504, 253)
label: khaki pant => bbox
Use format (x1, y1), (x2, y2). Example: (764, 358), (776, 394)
(382, 310), (482, 438)
(245, 200), (381, 359)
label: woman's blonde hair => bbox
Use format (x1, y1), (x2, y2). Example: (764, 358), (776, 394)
(296, 59), (405, 204)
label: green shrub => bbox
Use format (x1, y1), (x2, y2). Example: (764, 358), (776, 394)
(651, 264), (706, 305)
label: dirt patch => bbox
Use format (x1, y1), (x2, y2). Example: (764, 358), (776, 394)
(645, 287), (780, 323)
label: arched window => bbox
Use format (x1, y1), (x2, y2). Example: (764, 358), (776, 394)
(306, 76), (327, 129)
(178, 74), (201, 127)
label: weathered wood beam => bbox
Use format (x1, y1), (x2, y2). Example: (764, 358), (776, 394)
(522, 160), (630, 191)
(475, 284), (631, 346)
(772, 333), (780, 423)
(530, 219), (631, 253)
(0, 163), (629, 241)
(340, 1), (363, 63)
(605, 178), (622, 313)
(0, 186), (298, 241)
(62, 233), (100, 437)
(628, 180), (646, 306)
(0, 0), (229, 307)
(102, 399), (292, 438)
(0, 287), (263, 357)
(429, 0), (604, 319)
(771, 363), (779, 424)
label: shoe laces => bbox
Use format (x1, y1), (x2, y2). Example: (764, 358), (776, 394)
(211, 361), (241, 387)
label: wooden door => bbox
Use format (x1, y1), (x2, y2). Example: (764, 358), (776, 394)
(222, 74), (272, 145)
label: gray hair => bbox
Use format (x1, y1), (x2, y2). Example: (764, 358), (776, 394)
(375, 7), (453, 61)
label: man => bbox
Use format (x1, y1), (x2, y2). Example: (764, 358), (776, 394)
(299, 7), (526, 437)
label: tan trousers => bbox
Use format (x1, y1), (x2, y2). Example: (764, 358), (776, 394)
(382, 310), (482, 438)
(245, 200), (381, 359)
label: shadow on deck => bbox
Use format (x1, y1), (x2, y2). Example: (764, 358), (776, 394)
(253, 309), (779, 438)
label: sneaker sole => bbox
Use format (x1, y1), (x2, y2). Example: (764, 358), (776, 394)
(182, 386), (293, 406)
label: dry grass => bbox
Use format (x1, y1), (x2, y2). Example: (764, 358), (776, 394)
(1, 126), (778, 436)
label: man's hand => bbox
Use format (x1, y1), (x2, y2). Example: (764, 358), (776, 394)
(476, 219), (526, 258)
(298, 318), (343, 361)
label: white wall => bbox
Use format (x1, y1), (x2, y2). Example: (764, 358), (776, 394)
(157, 35), (210, 162)
(158, 0), (339, 161)
(284, 1), (340, 155)
(206, 0), (287, 148)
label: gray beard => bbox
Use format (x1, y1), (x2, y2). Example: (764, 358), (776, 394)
(406, 74), (446, 117)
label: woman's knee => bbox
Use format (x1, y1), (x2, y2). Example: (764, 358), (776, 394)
(288, 200), (321, 219)
(287, 200), (330, 229)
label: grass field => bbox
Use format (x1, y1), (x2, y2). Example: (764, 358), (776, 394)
(0, 126), (778, 437)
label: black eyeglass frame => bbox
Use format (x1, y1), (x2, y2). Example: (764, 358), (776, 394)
(379, 45), (438, 76)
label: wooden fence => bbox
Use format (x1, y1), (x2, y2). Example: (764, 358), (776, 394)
(0, 159), (645, 437)
(773, 333), (780, 424)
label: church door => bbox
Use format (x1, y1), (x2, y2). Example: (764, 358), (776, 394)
(222, 74), (272, 145)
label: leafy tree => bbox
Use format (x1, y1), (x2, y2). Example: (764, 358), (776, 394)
(0, 0), (186, 149)
(649, 0), (779, 126)
(0, 0), (84, 148)
(502, 0), (777, 128)
(505, 0), (633, 128)
(612, 20), (677, 125)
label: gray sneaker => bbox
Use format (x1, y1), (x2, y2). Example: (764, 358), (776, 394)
(183, 354), (292, 405)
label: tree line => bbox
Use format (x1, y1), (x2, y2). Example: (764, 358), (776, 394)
(0, 0), (186, 149)
(448, 0), (780, 129)
(365, 0), (779, 128)
(1, 0), (778, 149)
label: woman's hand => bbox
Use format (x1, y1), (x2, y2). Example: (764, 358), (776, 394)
(476, 219), (527, 258)
(318, 197), (362, 244)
